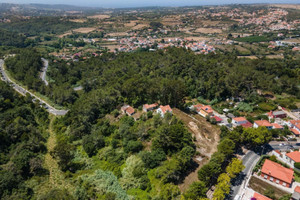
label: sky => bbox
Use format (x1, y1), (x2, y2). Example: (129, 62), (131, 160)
(0, 0), (299, 8)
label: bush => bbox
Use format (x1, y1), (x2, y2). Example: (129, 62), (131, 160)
(294, 162), (300, 169)
(124, 140), (143, 153)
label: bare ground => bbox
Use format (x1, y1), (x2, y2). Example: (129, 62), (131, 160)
(172, 108), (220, 192)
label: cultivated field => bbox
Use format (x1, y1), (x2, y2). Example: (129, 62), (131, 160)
(73, 27), (97, 33)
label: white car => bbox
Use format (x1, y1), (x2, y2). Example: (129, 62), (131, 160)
(279, 143), (285, 146)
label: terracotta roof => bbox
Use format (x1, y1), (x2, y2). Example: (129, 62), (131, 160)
(211, 116), (222, 122)
(201, 105), (213, 113)
(272, 123), (283, 129)
(291, 128), (300, 135)
(254, 120), (272, 127)
(286, 151), (300, 163)
(193, 104), (204, 112)
(290, 120), (300, 126)
(126, 106), (135, 115)
(274, 150), (282, 155)
(233, 117), (247, 122)
(295, 186), (300, 194)
(253, 192), (272, 200)
(143, 103), (158, 110)
(159, 105), (172, 114)
(261, 159), (294, 184)
(241, 121), (253, 128)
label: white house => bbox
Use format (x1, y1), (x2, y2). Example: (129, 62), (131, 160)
(157, 105), (172, 118)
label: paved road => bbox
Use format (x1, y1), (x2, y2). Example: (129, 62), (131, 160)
(278, 106), (298, 120)
(40, 58), (49, 86)
(0, 59), (68, 116)
(268, 141), (300, 150)
(231, 151), (260, 199)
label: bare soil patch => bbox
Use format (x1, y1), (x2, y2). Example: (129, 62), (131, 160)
(172, 108), (220, 192)
(73, 27), (97, 33)
(194, 28), (222, 34)
(249, 176), (289, 199)
(87, 14), (110, 19)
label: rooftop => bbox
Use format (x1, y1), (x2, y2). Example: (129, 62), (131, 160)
(253, 192), (272, 200)
(286, 151), (300, 163)
(261, 159), (294, 184)
(271, 123), (283, 129)
(159, 105), (172, 114)
(233, 117), (247, 122)
(254, 120), (272, 127)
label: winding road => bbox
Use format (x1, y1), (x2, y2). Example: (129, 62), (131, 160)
(0, 59), (68, 116)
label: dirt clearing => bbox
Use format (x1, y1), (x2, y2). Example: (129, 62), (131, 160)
(87, 14), (110, 19)
(173, 108), (220, 192)
(73, 27), (97, 33)
(194, 28), (223, 34)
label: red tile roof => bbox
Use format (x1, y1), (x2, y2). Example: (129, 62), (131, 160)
(295, 186), (300, 194)
(291, 128), (300, 135)
(241, 121), (253, 128)
(211, 116), (222, 122)
(286, 151), (300, 163)
(271, 123), (283, 129)
(255, 120), (272, 127)
(261, 159), (294, 184)
(160, 105), (172, 114)
(126, 106), (135, 115)
(290, 120), (300, 126)
(253, 192), (272, 200)
(143, 103), (158, 110)
(233, 117), (247, 122)
(201, 105), (213, 113)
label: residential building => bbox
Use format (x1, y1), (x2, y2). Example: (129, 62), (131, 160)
(254, 120), (273, 130)
(271, 123), (284, 129)
(143, 103), (158, 112)
(232, 117), (248, 125)
(157, 105), (172, 118)
(199, 105), (214, 117)
(292, 186), (300, 200)
(241, 121), (253, 128)
(289, 120), (300, 137)
(260, 159), (294, 187)
(211, 116), (222, 123)
(121, 105), (135, 116)
(268, 110), (287, 119)
(285, 151), (300, 167)
(252, 192), (272, 200)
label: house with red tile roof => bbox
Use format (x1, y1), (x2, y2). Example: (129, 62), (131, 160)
(157, 105), (172, 118)
(292, 186), (300, 200)
(285, 151), (300, 167)
(252, 192), (272, 200)
(271, 123), (283, 129)
(232, 117), (248, 125)
(260, 159), (294, 187)
(143, 103), (158, 112)
(121, 105), (135, 116)
(211, 116), (222, 123)
(254, 120), (273, 130)
(191, 104), (213, 117)
(241, 121), (253, 128)
(289, 120), (300, 137)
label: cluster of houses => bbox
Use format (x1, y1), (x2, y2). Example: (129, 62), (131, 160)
(245, 150), (300, 200)
(117, 37), (215, 54)
(120, 103), (173, 119)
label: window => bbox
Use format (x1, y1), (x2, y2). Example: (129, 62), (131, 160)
(270, 177), (274, 181)
(264, 175), (268, 179)
(276, 179), (279, 184)
(283, 182), (286, 187)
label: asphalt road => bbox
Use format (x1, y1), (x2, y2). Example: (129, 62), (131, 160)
(40, 58), (49, 86)
(230, 151), (260, 199)
(0, 59), (68, 116)
(268, 141), (300, 150)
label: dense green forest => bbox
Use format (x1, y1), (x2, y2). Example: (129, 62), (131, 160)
(0, 80), (49, 199)
(0, 17), (90, 36)
(7, 47), (298, 108)
(0, 29), (33, 47)
(5, 49), (44, 91)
